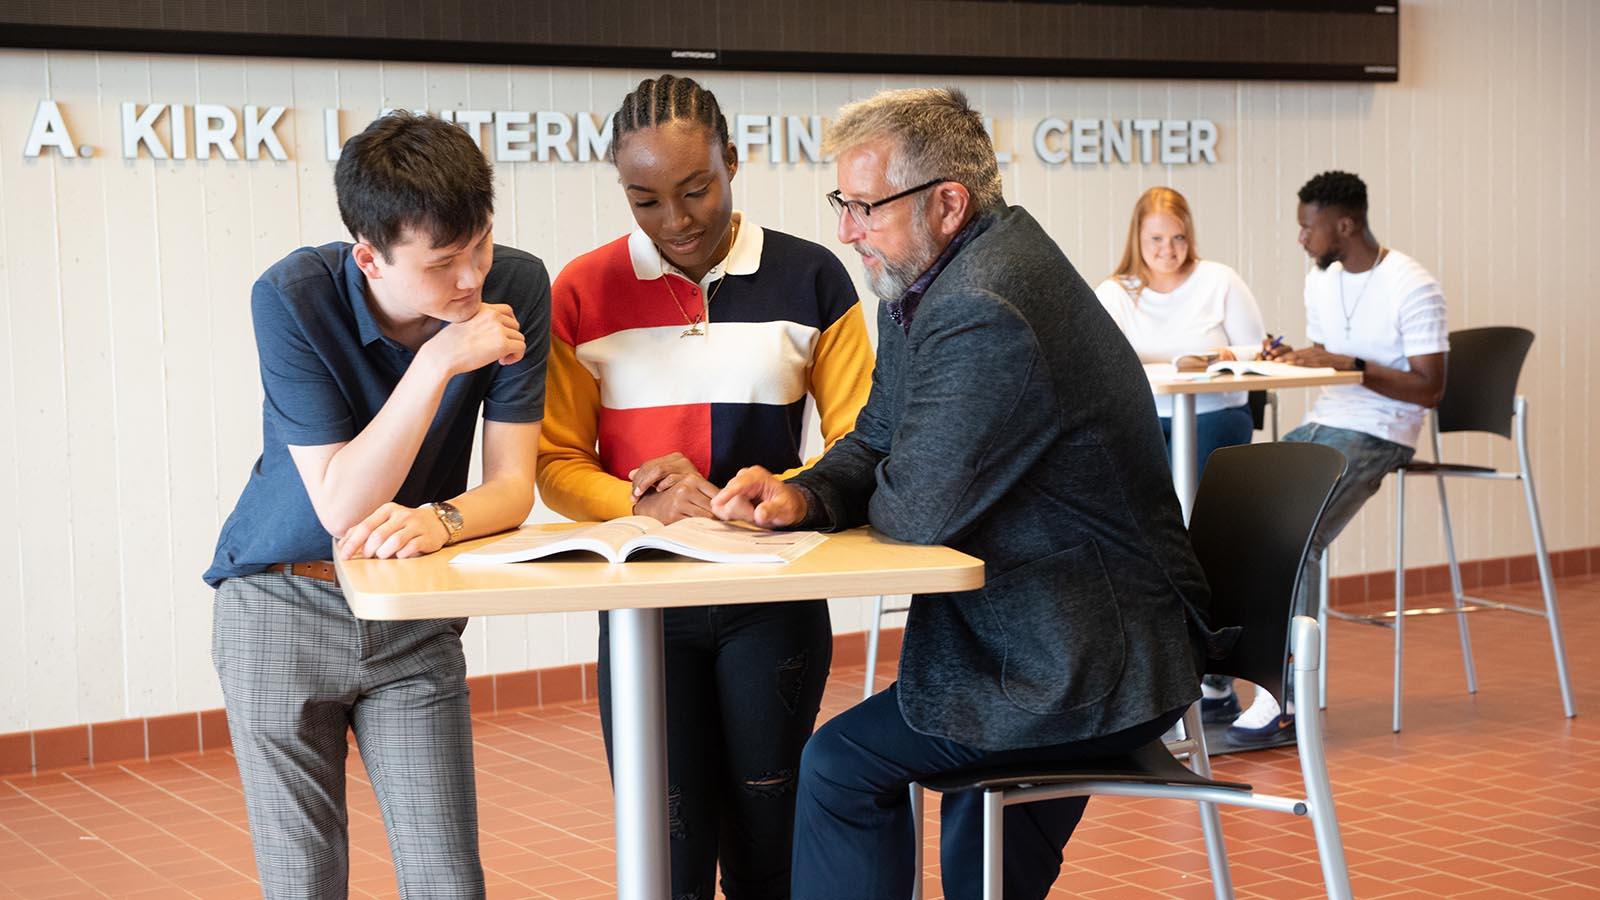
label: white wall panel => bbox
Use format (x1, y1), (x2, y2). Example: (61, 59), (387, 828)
(100, 53), (177, 722)
(4, 52), (80, 731)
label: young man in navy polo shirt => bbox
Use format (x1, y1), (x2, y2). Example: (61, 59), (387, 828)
(205, 112), (548, 899)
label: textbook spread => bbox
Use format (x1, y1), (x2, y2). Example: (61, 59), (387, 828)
(1169, 353), (1338, 377)
(450, 516), (826, 566)
(1204, 359), (1337, 377)
(1171, 351), (1223, 371)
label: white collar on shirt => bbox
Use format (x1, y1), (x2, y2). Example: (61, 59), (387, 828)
(627, 211), (764, 288)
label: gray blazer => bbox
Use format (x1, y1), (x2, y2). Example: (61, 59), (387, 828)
(793, 206), (1213, 750)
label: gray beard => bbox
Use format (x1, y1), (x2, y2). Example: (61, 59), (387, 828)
(860, 217), (942, 301)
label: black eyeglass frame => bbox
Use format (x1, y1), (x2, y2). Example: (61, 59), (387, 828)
(825, 178), (948, 225)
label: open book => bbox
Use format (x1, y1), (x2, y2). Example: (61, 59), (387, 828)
(1204, 359), (1336, 377)
(450, 516), (826, 566)
(1172, 351), (1223, 372)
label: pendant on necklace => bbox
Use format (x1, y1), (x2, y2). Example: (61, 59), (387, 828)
(680, 319), (705, 338)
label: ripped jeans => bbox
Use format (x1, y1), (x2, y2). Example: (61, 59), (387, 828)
(598, 599), (832, 900)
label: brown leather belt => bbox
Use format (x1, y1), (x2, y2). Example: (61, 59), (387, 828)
(266, 561), (339, 585)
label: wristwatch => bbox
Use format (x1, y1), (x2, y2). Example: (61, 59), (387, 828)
(1351, 357), (1367, 372)
(427, 501), (465, 545)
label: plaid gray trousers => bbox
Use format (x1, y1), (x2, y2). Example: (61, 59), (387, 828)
(212, 571), (484, 899)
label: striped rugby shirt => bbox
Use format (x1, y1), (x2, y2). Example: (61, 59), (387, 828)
(538, 214), (874, 521)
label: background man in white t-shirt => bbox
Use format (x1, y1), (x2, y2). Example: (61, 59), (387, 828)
(1232, 170), (1450, 744)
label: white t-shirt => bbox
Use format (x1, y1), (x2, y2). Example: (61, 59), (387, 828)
(1095, 259), (1267, 416)
(1302, 249), (1449, 448)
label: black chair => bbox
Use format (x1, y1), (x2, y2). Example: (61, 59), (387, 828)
(1323, 326), (1576, 732)
(916, 442), (1352, 900)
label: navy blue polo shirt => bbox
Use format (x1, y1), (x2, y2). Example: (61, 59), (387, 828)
(204, 242), (549, 587)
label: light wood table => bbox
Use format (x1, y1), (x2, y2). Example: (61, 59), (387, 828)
(337, 525), (984, 900)
(1145, 365), (1363, 522)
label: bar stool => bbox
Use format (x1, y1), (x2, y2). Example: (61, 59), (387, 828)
(1324, 326), (1576, 732)
(918, 443), (1353, 900)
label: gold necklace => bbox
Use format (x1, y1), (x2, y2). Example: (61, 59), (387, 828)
(660, 220), (738, 338)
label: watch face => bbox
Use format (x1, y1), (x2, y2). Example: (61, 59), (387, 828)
(434, 502), (464, 535)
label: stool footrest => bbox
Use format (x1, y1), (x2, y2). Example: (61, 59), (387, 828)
(1327, 596), (1549, 627)
(919, 740), (1252, 795)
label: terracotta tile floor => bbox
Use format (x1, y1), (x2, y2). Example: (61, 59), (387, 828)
(4, 574), (1599, 898)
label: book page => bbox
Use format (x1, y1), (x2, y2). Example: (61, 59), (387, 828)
(1172, 351), (1221, 372)
(575, 516), (664, 547)
(1208, 360), (1336, 377)
(627, 518), (826, 564)
(451, 517), (664, 565)
(1144, 362), (1208, 383)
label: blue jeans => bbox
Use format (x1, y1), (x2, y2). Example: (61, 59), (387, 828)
(1159, 404), (1255, 479)
(1282, 423), (1416, 619)
(791, 684), (1185, 900)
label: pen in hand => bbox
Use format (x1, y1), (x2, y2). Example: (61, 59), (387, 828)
(1261, 333), (1285, 359)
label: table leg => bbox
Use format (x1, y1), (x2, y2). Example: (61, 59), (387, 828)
(607, 607), (670, 900)
(1170, 393), (1199, 524)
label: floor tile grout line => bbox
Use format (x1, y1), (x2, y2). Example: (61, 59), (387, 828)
(114, 761), (254, 838)
(0, 787), (167, 898)
(58, 769), (249, 893)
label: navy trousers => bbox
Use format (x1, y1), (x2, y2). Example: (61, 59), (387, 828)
(791, 684), (1185, 900)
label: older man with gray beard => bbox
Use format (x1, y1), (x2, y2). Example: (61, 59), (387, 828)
(711, 88), (1224, 900)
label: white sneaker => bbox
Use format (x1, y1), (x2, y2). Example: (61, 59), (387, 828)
(1232, 688), (1283, 729)
(1226, 687), (1297, 745)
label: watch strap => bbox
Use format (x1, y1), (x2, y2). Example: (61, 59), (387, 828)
(428, 501), (465, 545)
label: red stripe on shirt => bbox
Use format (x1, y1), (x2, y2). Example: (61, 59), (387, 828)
(597, 403), (713, 483)
(554, 237), (704, 345)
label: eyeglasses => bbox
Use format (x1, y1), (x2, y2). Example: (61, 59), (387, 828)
(825, 178), (947, 230)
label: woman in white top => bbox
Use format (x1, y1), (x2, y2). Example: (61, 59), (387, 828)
(1097, 186), (1267, 727)
(1095, 186), (1266, 476)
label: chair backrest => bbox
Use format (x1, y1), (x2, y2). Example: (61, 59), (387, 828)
(1187, 442), (1346, 703)
(1434, 326), (1534, 438)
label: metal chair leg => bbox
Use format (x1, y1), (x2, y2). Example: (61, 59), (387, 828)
(1181, 702), (1234, 900)
(1515, 398), (1576, 718)
(864, 595), (884, 700)
(1317, 546), (1330, 711)
(909, 782), (924, 900)
(1393, 470), (1406, 734)
(1292, 618), (1353, 900)
(982, 788), (1004, 900)
(1434, 471), (1478, 694)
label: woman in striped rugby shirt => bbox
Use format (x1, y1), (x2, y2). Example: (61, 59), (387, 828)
(537, 75), (874, 900)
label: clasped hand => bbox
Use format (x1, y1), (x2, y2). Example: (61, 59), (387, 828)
(629, 452), (720, 523)
(1259, 337), (1349, 369)
(425, 302), (525, 375)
